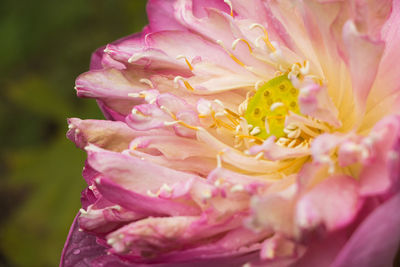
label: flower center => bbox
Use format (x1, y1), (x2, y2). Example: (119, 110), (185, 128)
(244, 75), (300, 139)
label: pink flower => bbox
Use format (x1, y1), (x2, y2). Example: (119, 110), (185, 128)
(61, 0), (400, 266)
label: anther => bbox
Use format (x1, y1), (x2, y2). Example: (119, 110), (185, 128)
(250, 126), (261, 136)
(214, 99), (224, 106)
(277, 137), (290, 145)
(230, 184), (245, 192)
(139, 78), (154, 88)
(286, 123), (298, 130)
(270, 102), (285, 111)
(147, 190), (158, 197)
(127, 93), (143, 98)
(287, 129), (301, 139)
(128, 53), (145, 63)
(164, 121), (180, 126)
(300, 60), (310, 75)
(217, 151), (223, 167)
(255, 151), (264, 160)
(288, 139), (297, 148)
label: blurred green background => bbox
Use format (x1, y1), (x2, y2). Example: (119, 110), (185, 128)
(0, 1), (147, 266)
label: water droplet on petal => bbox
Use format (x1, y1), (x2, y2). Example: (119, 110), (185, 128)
(73, 249), (81, 255)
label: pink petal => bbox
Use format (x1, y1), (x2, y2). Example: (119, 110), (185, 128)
(174, 1), (270, 71)
(351, 0), (392, 39)
(260, 234), (297, 260)
(364, 0), (400, 124)
(147, 0), (187, 32)
(144, 30), (246, 73)
(296, 175), (360, 232)
(137, 227), (265, 264)
(248, 193), (297, 237)
(230, 0), (293, 48)
(126, 103), (171, 131)
(60, 213), (109, 267)
(156, 93), (194, 114)
(92, 30), (149, 69)
(129, 149), (216, 177)
(90, 45), (106, 70)
(79, 204), (142, 234)
(75, 69), (147, 117)
(95, 177), (201, 216)
(106, 213), (251, 256)
(359, 115), (400, 196)
(207, 167), (269, 187)
(297, 82), (341, 128)
(67, 118), (138, 151)
(310, 133), (346, 165)
(192, 0), (231, 18)
(196, 128), (284, 174)
(294, 229), (349, 267)
(86, 146), (200, 193)
(249, 136), (309, 161)
(174, 110), (199, 138)
(96, 100), (127, 121)
(332, 192), (400, 267)
(75, 69), (143, 99)
(297, 0), (344, 82)
(130, 135), (211, 160)
(342, 20), (385, 114)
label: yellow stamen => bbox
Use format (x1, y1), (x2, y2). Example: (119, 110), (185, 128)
(217, 40), (246, 67)
(224, 0), (234, 17)
(263, 32), (276, 52)
(176, 55), (194, 71)
(225, 112), (240, 126)
(236, 134), (264, 142)
(174, 76), (195, 91)
(139, 78), (154, 88)
(250, 23), (276, 52)
(232, 38), (253, 53)
(217, 150), (224, 167)
(216, 119), (235, 131)
(230, 54), (245, 67)
(185, 58), (194, 71)
(128, 93), (146, 98)
(224, 108), (240, 118)
(210, 111), (236, 131)
(178, 121), (199, 130)
(183, 80), (195, 91)
(161, 106), (199, 131)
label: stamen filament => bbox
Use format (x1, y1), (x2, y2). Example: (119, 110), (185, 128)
(223, 0), (234, 17)
(249, 23), (276, 52)
(216, 40), (246, 67)
(232, 38), (253, 53)
(235, 134), (264, 142)
(161, 106), (199, 131)
(224, 108), (241, 118)
(174, 76), (195, 91)
(176, 55), (194, 71)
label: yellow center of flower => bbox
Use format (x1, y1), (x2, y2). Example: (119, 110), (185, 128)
(244, 75), (300, 139)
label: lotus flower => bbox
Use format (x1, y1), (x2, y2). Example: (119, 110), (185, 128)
(61, 0), (400, 266)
